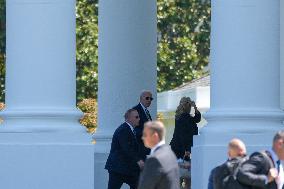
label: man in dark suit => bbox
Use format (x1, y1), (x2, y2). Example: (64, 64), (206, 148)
(138, 121), (179, 189)
(105, 109), (144, 189)
(133, 90), (153, 160)
(208, 138), (248, 189)
(237, 131), (284, 189)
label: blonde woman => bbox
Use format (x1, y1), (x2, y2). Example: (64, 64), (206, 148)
(170, 97), (201, 159)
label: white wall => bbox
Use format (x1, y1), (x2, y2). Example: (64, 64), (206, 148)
(157, 87), (209, 113)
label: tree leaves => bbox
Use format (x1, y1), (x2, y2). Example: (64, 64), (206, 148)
(76, 0), (98, 102)
(157, 0), (210, 92)
(0, 0), (211, 101)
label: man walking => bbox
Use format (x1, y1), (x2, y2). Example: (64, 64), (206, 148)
(138, 121), (179, 189)
(133, 90), (153, 160)
(208, 138), (248, 189)
(237, 131), (284, 189)
(105, 109), (144, 189)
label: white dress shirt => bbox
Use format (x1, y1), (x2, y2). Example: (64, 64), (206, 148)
(268, 149), (284, 189)
(150, 140), (165, 155)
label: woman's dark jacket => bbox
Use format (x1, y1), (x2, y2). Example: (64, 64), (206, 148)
(170, 110), (201, 158)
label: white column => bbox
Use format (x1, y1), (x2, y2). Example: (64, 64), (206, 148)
(281, 0), (284, 109)
(0, 0), (86, 137)
(192, 1), (284, 188)
(93, 1), (157, 188)
(0, 1), (94, 189)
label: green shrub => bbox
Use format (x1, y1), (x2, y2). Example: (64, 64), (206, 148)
(77, 98), (97, 133)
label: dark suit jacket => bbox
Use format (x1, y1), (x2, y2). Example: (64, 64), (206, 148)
(208, 168), (214, 189)
(170, 111), (201, 158)
(105, 122), (140, 176)
(133, 103), (152, 160)
(212, 156), (249, 189)
(237, 151), (278, 189)
(138, 144), (180, 189)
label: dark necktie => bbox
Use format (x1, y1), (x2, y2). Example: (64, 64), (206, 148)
(145, 109), (152, 121)
(277, 160), (281, 172)
(132, 129), (137, 139)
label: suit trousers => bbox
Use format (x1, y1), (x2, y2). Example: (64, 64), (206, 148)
(108, 171), (139, 189)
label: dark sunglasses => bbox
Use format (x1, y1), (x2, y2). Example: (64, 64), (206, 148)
(145, 97), (154, 101)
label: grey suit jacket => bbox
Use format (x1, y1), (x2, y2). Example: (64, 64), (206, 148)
(138, 144), (180, 189)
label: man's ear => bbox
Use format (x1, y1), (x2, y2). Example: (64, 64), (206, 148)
(154, 132), (159, 139)
(227, 150), (231, 158)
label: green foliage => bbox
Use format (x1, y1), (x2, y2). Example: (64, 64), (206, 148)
(0, 0), (211, 101)
(157, 0), (210, 92)
(76, 0), (98, 102)
(0, 0), (5, 102)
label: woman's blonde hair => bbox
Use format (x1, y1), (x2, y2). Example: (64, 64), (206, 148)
(175, 97), (192, 119)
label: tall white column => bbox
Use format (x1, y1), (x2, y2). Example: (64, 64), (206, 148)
(0, 1), (94, 189)
(281, 0), (284, 109)
(93, 1), (157, 188)
(192, 1), (284, 188)
(1, 0), (86, 137)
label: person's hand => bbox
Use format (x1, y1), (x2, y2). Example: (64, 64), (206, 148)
(191, 101), (197, 108)
(137, 160), (144, 170)
(268, 168), (278, 183)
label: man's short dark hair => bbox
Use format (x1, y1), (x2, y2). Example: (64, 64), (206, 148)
(124, 109), (137, 120)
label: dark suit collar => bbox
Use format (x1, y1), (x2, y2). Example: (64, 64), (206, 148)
(125, 121), (135, 132)
(123, 122), (137, 140)
(139, 103), (152, 121)
(139, 102), (146, 110)
(139, 103), (150, 114)
(122, 122), (133, 132)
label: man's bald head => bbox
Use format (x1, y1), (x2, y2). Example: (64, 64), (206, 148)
(228, 138), (247, 158)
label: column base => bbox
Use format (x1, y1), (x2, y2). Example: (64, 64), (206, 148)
(92, 130), (129, 189)
(0, 141), (94, 189)
(92, 129), (111, 189)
